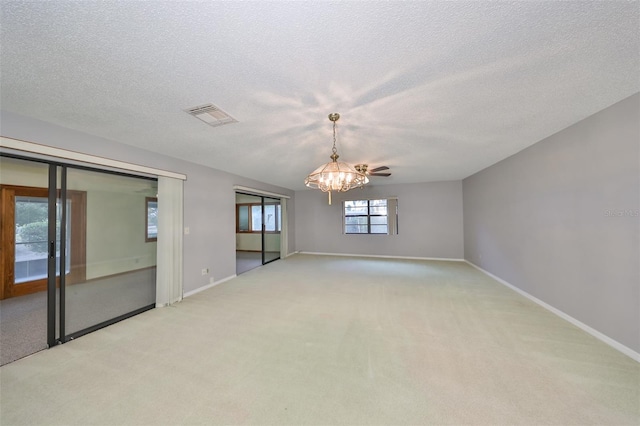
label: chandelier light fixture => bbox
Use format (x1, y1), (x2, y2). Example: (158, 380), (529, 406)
(304, 113), (369, 205)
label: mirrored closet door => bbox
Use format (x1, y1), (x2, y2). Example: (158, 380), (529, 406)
(0, 154), (158, 365)
(235, 192), (282, 275)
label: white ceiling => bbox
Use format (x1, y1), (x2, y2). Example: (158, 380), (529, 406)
(1, 1), (638, 191)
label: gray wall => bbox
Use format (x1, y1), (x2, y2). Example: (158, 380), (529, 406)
(0, 111), (296, 294)
(463, 93), (639, 353)
(295, 181), (464, 259)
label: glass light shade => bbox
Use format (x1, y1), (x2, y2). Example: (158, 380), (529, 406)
(305, 158), (369, 192)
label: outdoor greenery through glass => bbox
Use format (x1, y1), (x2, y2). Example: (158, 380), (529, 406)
(15, 196), (70, 283)
(344, 199), (388, 234)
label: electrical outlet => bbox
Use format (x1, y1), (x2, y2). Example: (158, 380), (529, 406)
(201, 268), (209, 275)
(210, 277), (215, 284)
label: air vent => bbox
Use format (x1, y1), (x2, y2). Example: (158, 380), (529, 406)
(184, 103), (238, 127)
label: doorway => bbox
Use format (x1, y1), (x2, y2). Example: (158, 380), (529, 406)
(0, 154), (158, 365)
(235, 193), (282, 275)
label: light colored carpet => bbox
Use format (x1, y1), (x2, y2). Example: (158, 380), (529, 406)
(1, 254), (638, 425)
(0, 268), (156, 365)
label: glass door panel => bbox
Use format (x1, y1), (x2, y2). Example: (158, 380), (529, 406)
(53, 165), (62, 344)
(0, 156), (50, 365)
(235, 193), (282, 274)
(235, 193), (262, 274)
(237, 205), (250, 232)
(63, 168), (157, 337)
(262, 197), (281, 264)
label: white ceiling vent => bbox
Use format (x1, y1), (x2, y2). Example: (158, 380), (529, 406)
(185, 103), (238, 127)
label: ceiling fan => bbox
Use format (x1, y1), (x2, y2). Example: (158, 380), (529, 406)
(355, 164), (392, 177)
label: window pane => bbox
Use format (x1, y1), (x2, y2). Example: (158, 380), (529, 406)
(147, 200), (158, 239)
(370, 206), (387, 215)
(15, 197), (49, 282)
(15, 197), (71, 283)
(238, 205), (249, 231)
(264, 204), (276, 231)
(370, 216), (387, 225)
(345, 216), (368, 225)
(251, 205), (262, 231)
(369, 199), (387, 215)
(345, 200), (368, 216)
(346, 224), (368, 234)
(371, 224), (388, 234)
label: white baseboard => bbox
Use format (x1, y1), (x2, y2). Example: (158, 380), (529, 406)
(465, 260), (640, 363)
(183, 274), (236, 298)
(298, 251), (464, 262)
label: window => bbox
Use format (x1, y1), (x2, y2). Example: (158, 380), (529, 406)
(145, 197), (158, 242)
(263, 204), (279, 232)
(1, 185), (86, 299)
(344, 198), (398, 235)
(14, 196), (71, 283)
(236, 203), (281, 233)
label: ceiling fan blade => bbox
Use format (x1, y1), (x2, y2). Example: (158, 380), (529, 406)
(369, 166), (389, 173)
(370, 172), (391, 177)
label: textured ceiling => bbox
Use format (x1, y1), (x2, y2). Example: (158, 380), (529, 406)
(1, 1), (638, 190)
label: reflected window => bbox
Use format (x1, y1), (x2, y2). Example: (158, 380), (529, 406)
(236, 203), (281, 233)
(145, 197), (158, 242)
(1, 185), (87, 300)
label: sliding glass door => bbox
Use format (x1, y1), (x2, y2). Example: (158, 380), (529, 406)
(262, 196), (281, 264)
(235, 193), (282, 274)
(0, 153), (158, 364)
(63, 167), (157, 337)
